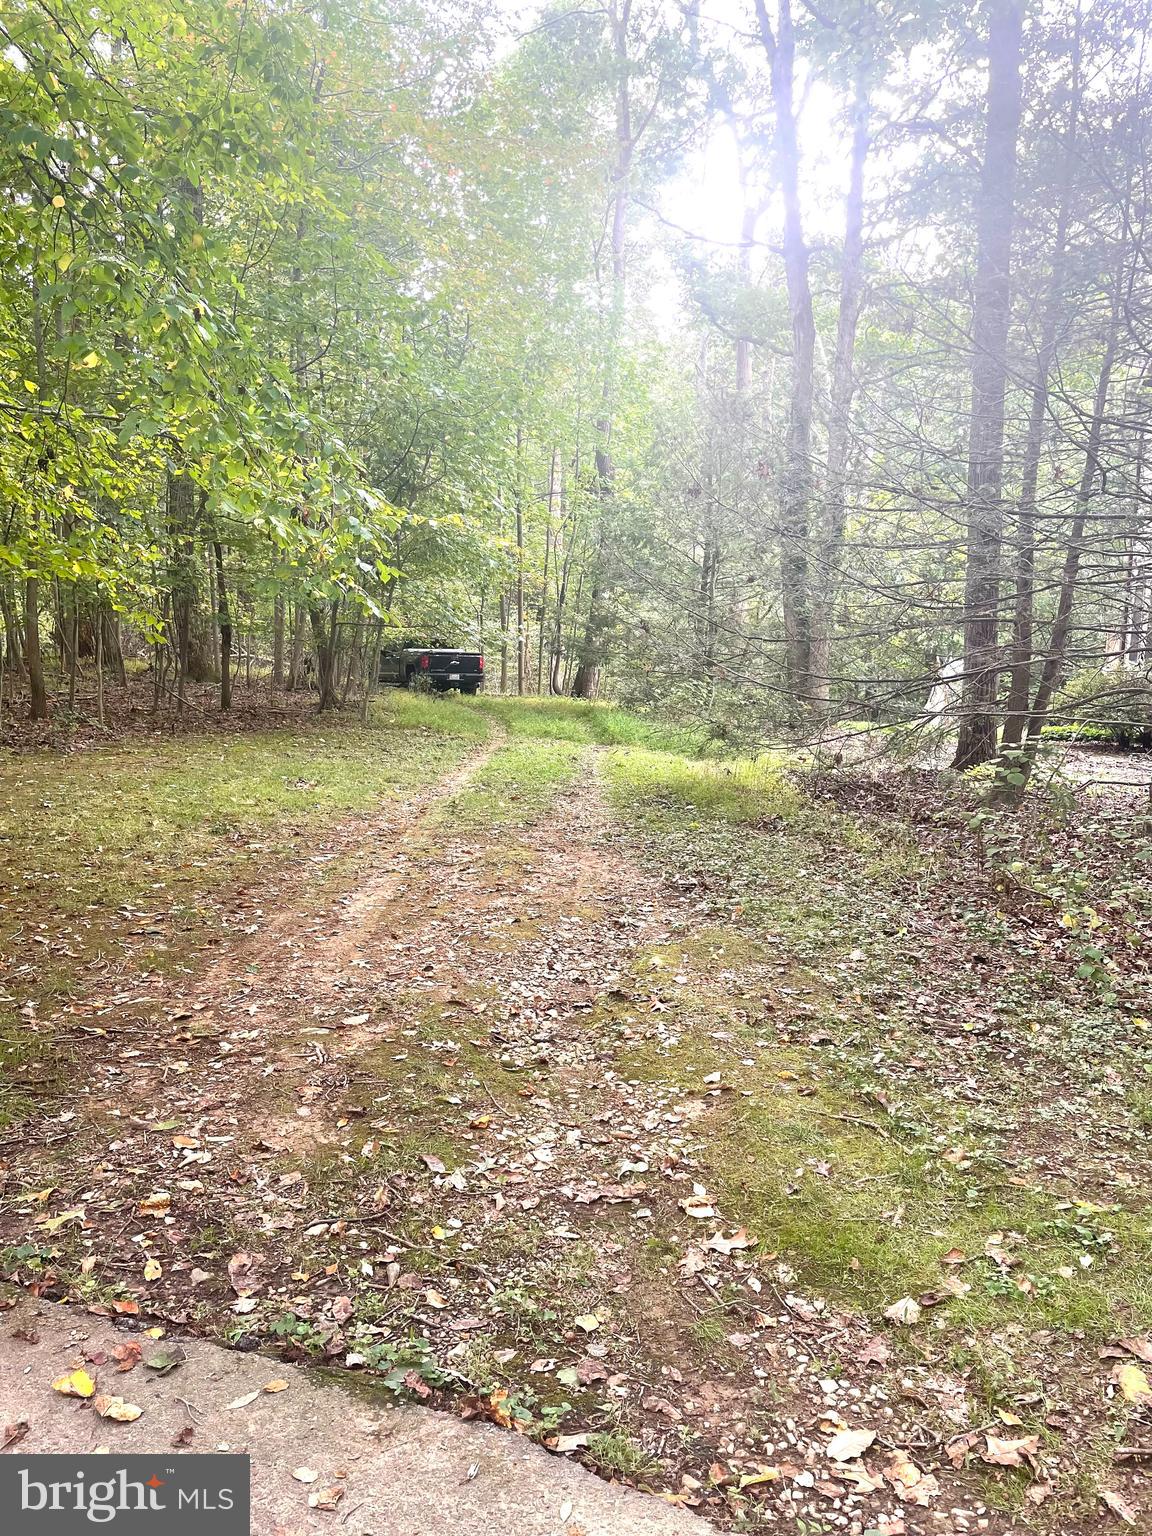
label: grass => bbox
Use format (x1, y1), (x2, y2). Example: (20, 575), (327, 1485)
(602, 739), (1152, 1341)
(0, 705), (485, 1124)
(437, 738), (584, 828)
(468, 695), (704, 754)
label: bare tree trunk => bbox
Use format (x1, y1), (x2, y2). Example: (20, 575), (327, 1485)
(1001, 28), (1080, 749)
(952, 0), (1024, 770)
(810, 78), (869, 708)
(25, 576), (48, 721)
(95, 612), (105, 727)
(287, 603), (307, 691)
(1019, 264), (1124, 764)
(272, 595), (285, 691)
(309, 601), (340, 711)
(516, 427), (526, 696)
(213, 541), (232, 711)
(754, 0), (817, 711)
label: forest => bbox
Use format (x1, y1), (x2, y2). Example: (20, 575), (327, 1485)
(2, 0), (1152, 1533)
(2, 0), (1149, 763)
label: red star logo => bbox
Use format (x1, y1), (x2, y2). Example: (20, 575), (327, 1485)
(146, 1476), (164, 1490)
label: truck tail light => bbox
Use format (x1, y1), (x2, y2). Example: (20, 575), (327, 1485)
(419, 654), (430, 669)
(478, 656), (485, 672)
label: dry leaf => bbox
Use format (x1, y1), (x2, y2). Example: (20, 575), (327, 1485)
(308, 1486), (344, 1511)
(111, 1343), (141, 1373)
(1101, 1489), (1138, 1525)
(227, 1251), (259, 1297)
(1115, 1362), (1152, 1404)
(826, 1428), (875, 1462)
(264, 1380), (289, 1393)
(52, 1369), (96, 1399)
(884, 1297), (922, 1326)
(573, 1314), (600, 1333)
(292, 1468), (318, 1484)
(224, 1391), (261, 1410)
(704, 1227), (757, 1256)
(143, 1258), (162, 1282)
(680, 1195), (715, 1219)
(94, 1395), (142, 1423)
(138, 1191), (171, 1215)
(981, 1433), (1039, 1467)
(884, 1452), (938, 1506)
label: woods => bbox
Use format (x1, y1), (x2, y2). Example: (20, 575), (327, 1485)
(2, 0), (1149, 764)
(5, 4), (1152, 1530)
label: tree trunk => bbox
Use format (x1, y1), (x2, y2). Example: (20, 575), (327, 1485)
(754, 0), (817, 710)
(213, 541), (232, 711)
(810, 78), (869, 708)
(272, 595), (285, 691)
(1019, 265), (1124, 765)
(25, 576), (48, 721)
(1001, 25), (1080, 749)
(952, 0), (1025, 770)
(167, 467), (198, 713)
(287, 603), (307, 690)
(516, 427), (526, 697)
(309, 601), (339, 711)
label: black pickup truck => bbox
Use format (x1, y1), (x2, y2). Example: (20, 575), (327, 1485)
(378, 645), (485, 694)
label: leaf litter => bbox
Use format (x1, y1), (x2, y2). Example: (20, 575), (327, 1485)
(3, 737), (1150, 1532)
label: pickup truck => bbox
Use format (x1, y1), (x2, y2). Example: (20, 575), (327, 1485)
(378, 645), (485, 694)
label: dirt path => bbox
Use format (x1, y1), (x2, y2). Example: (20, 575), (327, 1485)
(0, 738), (1116, 1534)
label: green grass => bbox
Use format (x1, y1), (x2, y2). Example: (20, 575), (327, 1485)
(468, 695), (704, 754)
(603, 744), (800, 823)
(0, 711), (482, 1124)
(438, 738), (585, 828)
(602, 741), (1152, 1342)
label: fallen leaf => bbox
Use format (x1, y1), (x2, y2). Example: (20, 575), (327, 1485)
(111, 1299), (139, 1316)
(420, 1154), (446, 1174)
(826, 1428), (875, 1462)
(884, 1297), (922, 1326)
(2, 1420), (29, 1450)
(292, 1468), (318, 1484)
(52, 1369), (95, 1399)
(981, 1433), (1039, 1467)
(1115, 1362), (1152, 1404)
(737, 1466), (780, 1489)
(144, 1351), (182, 1376)
(264, 1380), (289, 1394)
(138, 1192), (171, 1215)
(573, 1314), (600, 1333)
(111, 1343), (141, 1373)
(1116, 1337), (1152, 1364)
(553, 1432), (590, 1453)
(143, 1258), (162, 1282)
(94, 1395), (142, 1423)
(1101, 1488), (1138, 1525)
(308, 1485), (344, 1511)
(224, 1391), (261, 1410)
(680, 1195), (715, 1219)
(884, 1452), (938, 1506)
(704, 1227), (757, 1256)
(227, 1251), (260, 1297)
